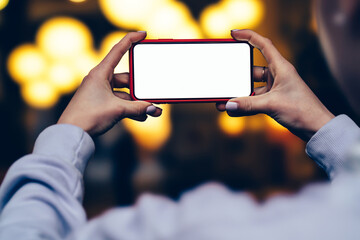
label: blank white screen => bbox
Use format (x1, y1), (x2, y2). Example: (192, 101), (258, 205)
(132, 42), (251, 100)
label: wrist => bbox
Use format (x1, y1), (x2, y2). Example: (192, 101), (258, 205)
(57, 115), (94, 135)
(303, 108), (335, 142)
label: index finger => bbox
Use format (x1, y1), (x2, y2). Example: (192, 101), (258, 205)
(231, 29), (286, 77)
(99, 31), (147, 74)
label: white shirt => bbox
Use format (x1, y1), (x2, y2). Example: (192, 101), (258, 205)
(1, 115), (360, 240)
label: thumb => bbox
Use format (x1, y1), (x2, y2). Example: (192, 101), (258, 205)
(225, 95), (268, 117)
(121, 100), (152, 119)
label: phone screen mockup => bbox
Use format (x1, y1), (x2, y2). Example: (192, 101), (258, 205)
(130, 39), (253, 103)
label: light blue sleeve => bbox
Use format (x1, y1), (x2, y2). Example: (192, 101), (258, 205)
(0, 124), (95, 240)
(306, 114), (360, 180)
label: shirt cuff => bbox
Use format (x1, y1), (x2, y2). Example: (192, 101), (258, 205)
(33, 124), (95, 174)
(306, 114), (360, 179)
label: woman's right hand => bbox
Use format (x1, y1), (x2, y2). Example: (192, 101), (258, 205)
(216, 29), (335, 141)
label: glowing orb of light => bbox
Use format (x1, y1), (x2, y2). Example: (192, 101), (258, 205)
(7, 44), (48, 84)
(99, 0), (169, 30)
(123, 105), (172, 151)
(0, 0), (9, 11)
(72, 51), (100, 82)
(100, 31), (129, 73)
(48, 62), (78, 94)
(36, 17), (93, 60)
(144, 1), (198, 38)
(218, 111), (246, 136)
(21, 81), (59, 109)
(201, 0), (265, 38)
(265, 115), (288, 132)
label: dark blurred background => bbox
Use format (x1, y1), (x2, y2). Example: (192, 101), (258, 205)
(0, 0), (358, 219)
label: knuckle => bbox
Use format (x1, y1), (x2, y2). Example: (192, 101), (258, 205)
(87, 68), (101, 79)
(241, 99), (253, 113)
(284, 63), (298, 75)
(135, 104), (145, 116)
(263, 37), (273, 46)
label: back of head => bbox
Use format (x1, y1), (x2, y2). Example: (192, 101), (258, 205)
(315, 0), (360, 114)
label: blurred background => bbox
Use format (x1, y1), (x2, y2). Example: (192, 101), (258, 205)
(0, 0), (358, 218)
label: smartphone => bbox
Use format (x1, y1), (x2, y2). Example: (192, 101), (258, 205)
(129, 39), (253, 103)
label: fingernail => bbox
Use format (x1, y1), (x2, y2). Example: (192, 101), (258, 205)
(137, 31), (147, 33)
(231, 29), (240, 32)
(226, 102), (238, 111)
(146, 105), (156, 114)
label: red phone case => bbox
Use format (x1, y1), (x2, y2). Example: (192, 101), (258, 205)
(129, 39), (253, 103)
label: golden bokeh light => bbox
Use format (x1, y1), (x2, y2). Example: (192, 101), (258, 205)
(200, 4), (232, 38)
(100, 31), (129, 73)
(246, 114), (265, 132)
(264, 115), (288, 132)
(144, 1), (200, 38)
(99, 0), (169, 30)
(225, 0), (264, 29)
(21, 81), (59, 109)
(0, 0), (9, 11)
(7, 44), (48, 84)
(123, 105), (172, 151)
(72, 51), (100, 82)
(218, 112), (246, 136)
(200, 0), (265, 38)
(48, 62), (78, 94)
(36, 17), (93, 60)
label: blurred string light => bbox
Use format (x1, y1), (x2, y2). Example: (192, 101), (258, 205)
(99, 0), (202, 38)
(0, 0), (9, 11)
(7, 17), (98, 108)
(123, 105), (172, 151)
(200, 0), (265, 38)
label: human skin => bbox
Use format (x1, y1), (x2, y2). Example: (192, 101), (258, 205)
(58, 31), (162, 136)
(58, 30), (336, 142)
(216, 29), (335, 141)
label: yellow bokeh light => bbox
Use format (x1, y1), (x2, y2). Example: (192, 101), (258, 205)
(144, 1), (199, 38)
(246, 114), (265, 132)
(99, 0), (169, 30)
(200, 0), (265, 38)
(48, 62), (78, 94)
(123, 105), (172, 151)
(0, 0), (9, 11)
(200, 4), (231, 38)
(21, 81), (59, 109)
(100, 32), (129, 73)
(7, 44), (48, 84)
(69, 0), (86, 3)
(265, 115), (288, 132)
(225, 0), (264, 29)
(218, 111), (246, 136)
(72, 51), (100, 82)
(36, 17), (93, 60)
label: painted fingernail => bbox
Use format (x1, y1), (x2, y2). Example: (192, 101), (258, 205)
(226, 102), (238, 111)
(146, 105), (156, 114)
(137, 31), (147, 33)
(231, 29), (240, 32)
